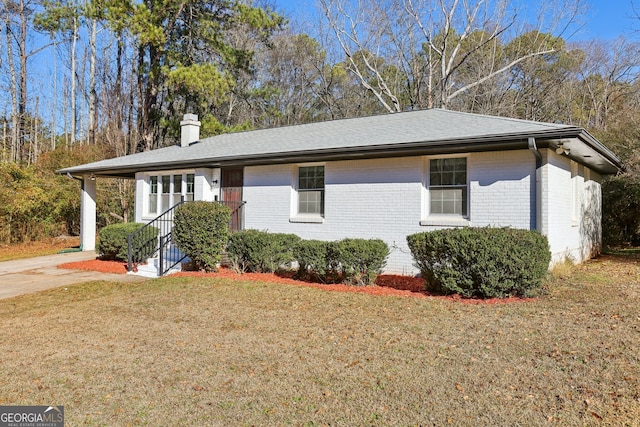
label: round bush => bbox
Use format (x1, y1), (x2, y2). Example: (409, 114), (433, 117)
(97, 222), (153, 261)
(293, 239), (337, 283)
(173, 201), (231, 272)
(407, 227), (551, 298)
(334, 238), (389, 286)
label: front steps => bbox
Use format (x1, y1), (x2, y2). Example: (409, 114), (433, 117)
(128, 244), (187, 277)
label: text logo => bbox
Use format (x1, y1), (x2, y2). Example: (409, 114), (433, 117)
(0, 406), (64, 427)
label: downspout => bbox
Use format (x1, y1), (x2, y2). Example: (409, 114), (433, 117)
(62, 172), (85, 252)
(528, 137), (543, 234)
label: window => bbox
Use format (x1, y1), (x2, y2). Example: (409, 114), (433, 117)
(186, 174), (195, 201)
(173, 174), (183, 203)
(161, 175), (171, 211)
(147, 173), (195, 215)
(149, 176), (158, 215)
(298, 166), (324, 216)
(429, 158), (467, 216)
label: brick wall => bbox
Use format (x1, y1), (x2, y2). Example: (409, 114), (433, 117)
(133, 147), (603, 274)
(468, 150), (535, 229)
(244, 150), (540, 275)
(544, 151), (602, 263)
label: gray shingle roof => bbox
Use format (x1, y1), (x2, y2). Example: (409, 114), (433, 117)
(58, 108), (623, 177)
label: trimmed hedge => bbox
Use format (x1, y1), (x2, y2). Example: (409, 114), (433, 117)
(293, 239), (336, 283)
(226, 232), (390, 285)
(407, 227), (551, 298)
(173, 201), (231, 272)
(294, 238), (389, 286)
(97, 222), (155, 261)
(226, 230), (301, 273)
(334, 238), (389, 286)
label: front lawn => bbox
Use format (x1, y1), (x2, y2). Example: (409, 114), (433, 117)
(0, 236), (80, 261)
(0, 254), (638, 425)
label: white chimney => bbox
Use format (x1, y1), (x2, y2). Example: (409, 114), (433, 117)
(180, 113), (200, 147)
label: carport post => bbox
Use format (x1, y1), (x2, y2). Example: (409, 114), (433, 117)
(80, 175), (97, 251)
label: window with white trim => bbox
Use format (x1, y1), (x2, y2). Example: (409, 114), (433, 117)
(149, 176), (158, 215)
(147, 173), (195, 215)
(297, 165), (324, 216)
(186, 173), (195, 201)
(428, 157), (468, 216)
(161, 175), (171, 212)
(172, 174), (182, 205)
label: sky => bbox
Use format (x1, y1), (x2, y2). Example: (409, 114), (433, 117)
(274, 0), (639, 42)
(583, 0), (638, 39)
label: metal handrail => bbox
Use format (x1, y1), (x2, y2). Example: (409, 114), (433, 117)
(127, 201), (185, 272)
(159, 231), (189, 276)
(127, 200), (247, 275)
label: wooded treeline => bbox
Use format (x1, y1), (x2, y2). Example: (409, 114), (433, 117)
(1, 0), (640, 244)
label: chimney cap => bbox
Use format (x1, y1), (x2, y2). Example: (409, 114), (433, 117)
(181, 113), (200, 123)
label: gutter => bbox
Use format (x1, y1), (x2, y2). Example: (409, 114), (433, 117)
(528, 137), (544, 235)
(528, 137), (542, 168)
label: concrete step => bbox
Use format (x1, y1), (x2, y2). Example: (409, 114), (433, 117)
(127, 255), (183, 278)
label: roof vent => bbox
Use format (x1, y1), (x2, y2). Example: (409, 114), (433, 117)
(180, 113), (200, 147)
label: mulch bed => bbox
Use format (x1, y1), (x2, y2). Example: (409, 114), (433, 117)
(59, 258), (130, 274)
(57, 258), (532, 304)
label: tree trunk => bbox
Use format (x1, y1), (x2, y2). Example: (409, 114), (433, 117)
(52, 38), (57, 150)
(70, 16), (78, 145)
(3, 15), (19, 162)
(18, 0), (27, 160)
(88, 18), (97, 145)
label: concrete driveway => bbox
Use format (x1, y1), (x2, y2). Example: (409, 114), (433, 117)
(0, 251), (148, 300)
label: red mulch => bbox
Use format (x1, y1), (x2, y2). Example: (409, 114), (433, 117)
(58, 258), (129, 274)
(57, 258), (533, 304)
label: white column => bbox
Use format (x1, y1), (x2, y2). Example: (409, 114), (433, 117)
(134, 172), (145, 223)
(80, 176), (97, 251)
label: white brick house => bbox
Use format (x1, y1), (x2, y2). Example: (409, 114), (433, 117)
(59, 109), (623, 275)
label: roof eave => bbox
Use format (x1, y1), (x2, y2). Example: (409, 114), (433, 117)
(57, 126), (623, 177)
(575, 129), (625, 173)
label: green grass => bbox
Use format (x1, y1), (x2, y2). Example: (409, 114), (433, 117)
(0, 255), (638, 426)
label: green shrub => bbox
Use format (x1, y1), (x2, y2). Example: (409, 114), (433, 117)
(293, 239), (338, 283)
(226, 230), (301, 273)
(407, 227), (551, 298)
(293, 238), (389, 286)
(334, 238), (389, 286)
(97, 222), (155, 261)
(173, 201), (231, 272)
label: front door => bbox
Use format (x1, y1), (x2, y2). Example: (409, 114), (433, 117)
(221, 167), (243, 231)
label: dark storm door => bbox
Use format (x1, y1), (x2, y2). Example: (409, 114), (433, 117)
(221, 167), (244, 231)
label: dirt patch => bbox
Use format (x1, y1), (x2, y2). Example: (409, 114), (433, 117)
(58, 258), (533, 303)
